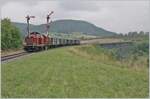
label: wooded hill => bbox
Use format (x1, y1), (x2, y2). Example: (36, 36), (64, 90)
(13, 19), (117, 37)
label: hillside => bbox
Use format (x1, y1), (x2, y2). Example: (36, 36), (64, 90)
(12, 19), (117, 37)
(2, 45), (148, 98)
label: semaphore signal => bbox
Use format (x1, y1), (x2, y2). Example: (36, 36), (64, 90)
(46, 11), (54, 35)
(26, 15), (35, 36)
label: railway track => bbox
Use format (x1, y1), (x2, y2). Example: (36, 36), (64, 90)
(1, 52), (29, 62)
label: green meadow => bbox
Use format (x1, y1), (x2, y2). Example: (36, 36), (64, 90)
(2, 45), (149, 98)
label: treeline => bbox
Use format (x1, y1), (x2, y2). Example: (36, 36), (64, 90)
(117, 31), (149, 38)
(1, 18), (22, 50)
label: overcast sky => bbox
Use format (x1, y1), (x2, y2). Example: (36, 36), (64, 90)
(1, 0), (150, 34)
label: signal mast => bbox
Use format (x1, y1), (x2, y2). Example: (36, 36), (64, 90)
(46, 11), (54, 35)
(26, 15), (35, 36)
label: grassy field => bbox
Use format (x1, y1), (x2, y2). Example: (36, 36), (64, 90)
(1, 45), (149, 98)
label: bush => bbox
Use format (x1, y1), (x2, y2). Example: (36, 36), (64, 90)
(107, 42), (149, 68)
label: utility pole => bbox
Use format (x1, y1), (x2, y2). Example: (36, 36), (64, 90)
(26, 15), (35, 36)
(46, 11), (54, 36)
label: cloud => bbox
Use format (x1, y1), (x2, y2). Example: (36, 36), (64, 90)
(59, 0), (100, 12)
(1, 0), (150, 33)
(0, 0), (40, 7)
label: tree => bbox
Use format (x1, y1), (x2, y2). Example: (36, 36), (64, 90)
(1, 18), (22, 50)
(139, 31), (145, 36)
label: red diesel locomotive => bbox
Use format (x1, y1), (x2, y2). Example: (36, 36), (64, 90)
(24, 32), (49, 51)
